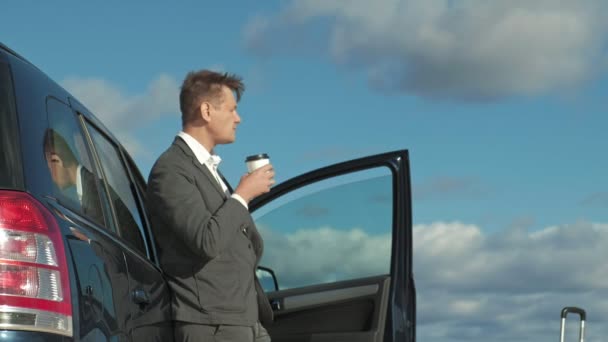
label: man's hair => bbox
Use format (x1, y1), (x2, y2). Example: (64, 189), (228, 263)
(179, 70), (245, 126)
(43, 128), (78, 167)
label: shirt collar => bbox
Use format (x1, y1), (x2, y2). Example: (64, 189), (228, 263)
(177, 132), (222, 169)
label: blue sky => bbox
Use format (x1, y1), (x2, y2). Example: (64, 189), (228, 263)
(2, 1), (607, 341)
(2, 2), (606, 231)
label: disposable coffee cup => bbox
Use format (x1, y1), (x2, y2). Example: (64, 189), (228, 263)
(246, 153), (270, 173)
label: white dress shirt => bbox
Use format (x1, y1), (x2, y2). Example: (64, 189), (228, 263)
(177, 132), (248, 209)
(76, 164), (83, 203)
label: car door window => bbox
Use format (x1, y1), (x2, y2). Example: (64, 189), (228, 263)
(44, 98), (106, 226)
(122, 148), (148, 202)
(84, 122), (148, 256)
(121, 148), (160, 262)
(253, 167), (392, 290)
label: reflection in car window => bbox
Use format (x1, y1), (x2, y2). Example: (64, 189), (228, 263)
(44, 99), (105, 226)
(254, 167), (392, 290)
(85, 123), (147, 256)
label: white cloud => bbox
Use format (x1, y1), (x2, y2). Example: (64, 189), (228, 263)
(414, 221), (608, 293)
(259, 220), (608, 341)
(244, 0), (608, 101)
(61, 74), (179, 156)
(260, 225), (391, 287)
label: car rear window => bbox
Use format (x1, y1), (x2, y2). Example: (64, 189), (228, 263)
(0, 61), (23, 189)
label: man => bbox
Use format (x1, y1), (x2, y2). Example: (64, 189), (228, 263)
(146, 70), (275, 341)
(43, 128), (104, 223)
(43, 128), (142, 250)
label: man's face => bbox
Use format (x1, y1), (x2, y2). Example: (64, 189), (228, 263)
(45, 152), (72, 189)
(207, 86), (241, 145)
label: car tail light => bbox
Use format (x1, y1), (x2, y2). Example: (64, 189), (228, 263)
(0, 190), (72, 336)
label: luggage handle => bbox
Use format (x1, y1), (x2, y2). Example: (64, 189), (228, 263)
(559, 307), (586, 342)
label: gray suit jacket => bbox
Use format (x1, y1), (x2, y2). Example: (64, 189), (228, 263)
(146, 138), (272, 326)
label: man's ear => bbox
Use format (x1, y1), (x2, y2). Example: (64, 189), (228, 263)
(200, 102), (212, 123)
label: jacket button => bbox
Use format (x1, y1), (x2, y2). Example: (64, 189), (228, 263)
(248, 244), (252, 249)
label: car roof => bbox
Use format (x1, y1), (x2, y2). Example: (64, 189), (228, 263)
(0, 42), (41, 71)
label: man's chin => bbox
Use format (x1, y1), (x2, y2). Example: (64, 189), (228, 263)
(218, 138), (236, 145)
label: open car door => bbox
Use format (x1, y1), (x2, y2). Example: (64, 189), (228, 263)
(250, 150), (415, 342)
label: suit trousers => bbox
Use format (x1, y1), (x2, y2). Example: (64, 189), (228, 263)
(174, 321), (271, 342)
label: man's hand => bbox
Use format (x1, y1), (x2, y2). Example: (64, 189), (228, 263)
(234, 164), (275, 204)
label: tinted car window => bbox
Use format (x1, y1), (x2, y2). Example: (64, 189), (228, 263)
(85, 122), (147, 256)
(0, 62), (22, 189)
(254, 167), (392, 290)
(124, 151), (147, 199)
(121, 149), (159, 261)
(44, 98), (106, 226)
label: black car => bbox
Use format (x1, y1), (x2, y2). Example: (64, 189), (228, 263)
(0, 42), (415, 342)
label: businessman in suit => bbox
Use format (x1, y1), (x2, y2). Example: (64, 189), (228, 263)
(146, 70), (275, 341)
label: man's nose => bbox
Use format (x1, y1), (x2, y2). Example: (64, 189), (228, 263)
(235, 111), (241, 123)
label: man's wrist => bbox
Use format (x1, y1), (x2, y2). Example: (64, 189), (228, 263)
(231, 193), (249, 209)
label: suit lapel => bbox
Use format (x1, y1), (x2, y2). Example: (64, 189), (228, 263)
(173, 139), (262, 256)
(173, 138), (227, 199)
(193, 158), (227, 199)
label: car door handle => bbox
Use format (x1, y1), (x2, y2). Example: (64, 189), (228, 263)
(270, 299), (281, 311)
(132, 289), (150, 306)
